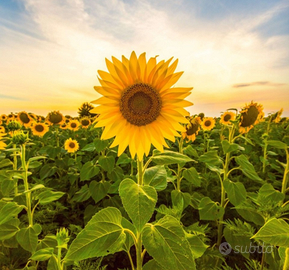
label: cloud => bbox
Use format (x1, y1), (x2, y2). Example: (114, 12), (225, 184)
(0, 94), (26, 100)
(233, 81), (287, 88)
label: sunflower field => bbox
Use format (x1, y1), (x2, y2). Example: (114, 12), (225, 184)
(0, 52), (289, 270)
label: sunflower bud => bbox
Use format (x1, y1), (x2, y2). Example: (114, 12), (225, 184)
(56, 228), (70, 249)
(7, 120), (22, 132)
(11, 131), (29, 145)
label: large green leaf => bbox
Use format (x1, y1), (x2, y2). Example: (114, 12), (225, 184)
(30, 248), (54, 261)
(143, 259), (165, 270)
(182, 167), (201, 187)
(235, 155), (263, 183)
(252, 218), (289, 247)
(0, 158), (13, 169)
(199, 150), (223, 166)
(151, 150), (193, 165)
(223, 179), (247, 206)
(221, 140), (244, 154)
(0, 223), (19, 240)
(198, 197), (224, 221)
(0, 202), (24, 225)
(119, 179), (157, 232)
(80, 161), (100, 181)
(257, 183), (284, 205)
(143, 165), (167, 191)
(98, 156), (115, 173)
(37, 190), (65, 204)
(142, 215), (196, 270)
(267, 140), (288, 150)
(64, 207), (126, 262)
(89, 181), (110, 204)
(186, 234), (208, 258)
(16, 224), (41, 253)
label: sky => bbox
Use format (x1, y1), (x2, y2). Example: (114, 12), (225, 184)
(0, 0), (288, 117)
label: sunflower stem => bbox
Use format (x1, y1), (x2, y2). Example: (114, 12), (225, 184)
(13, 144), (18, 196)
(281, 148), (289, 202)
(137, 159), (144, 186)
(20, 144), (33, 227)
(136, 232), (143, 270)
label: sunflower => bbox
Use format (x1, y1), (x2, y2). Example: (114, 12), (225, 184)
(7, 113), (15, 121)
(67, 120), (80, 131)
(64, 138), (79, 153)
(0, 133), (7, 150)
(201, 117), (216, 131)
(0, 126), (5, 133)
(272, 108), (283, 123)
(31, 122), (49, 137)
(1, 114), (7, 121)
(90, 51), (193, 160)
(17, 111), (34, 127)
(80, 117), (91, 128)
(60, 123), (68, 130)
(46, 111), (65, 125)
(220, 111), (236, 125)
(239, 101), (264, 133)
(182, 116), (201, 142)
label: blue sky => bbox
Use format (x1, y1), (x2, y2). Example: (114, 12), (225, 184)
(0, 0), (288, 117)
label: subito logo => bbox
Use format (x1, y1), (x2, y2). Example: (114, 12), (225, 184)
(219, 242), (232, 255)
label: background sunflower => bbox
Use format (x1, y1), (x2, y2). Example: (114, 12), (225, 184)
(220, 111), (236, 125)
(64, 138), (79, 153)
(201, 117), (215, 131)
(31, 123), (49, 137)
(91, 51), (193, 160)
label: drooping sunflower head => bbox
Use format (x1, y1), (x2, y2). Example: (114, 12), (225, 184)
(31, 122), (49, 137)
(46, 111), (65, 125)
(198, 112), (205, 120)
(64, 138), (79, 153)
(17, 111), (33, 127)
(201, 117), (216, 131)
(67, 120), (79, 131)
(80, 117), (91, 128)
(91, 51), (193, 160)
(182, 116), (201, 142)
(6, 120), (22, 133)
(239, 101), (264, 133)
(220, 111), (236, 126)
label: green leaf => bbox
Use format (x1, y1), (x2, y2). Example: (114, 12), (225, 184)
(222, 140), (244, 154)
(119, 179), (157, 232)
(235, 155), (263, 183)
(80, 161), (100, 181)
(0, 223), (19, 240)
(143, 259), (165, 270)
(30, 248), (54, 261)
(116, 153), (132, 165)
(81, 142), (95, 152)
(0, 202), (24, 225)
(1, 180), (15, 196)
(38, 190), (65, 204)
(47, 254), (59, 270)
(0, 158), (13, 169)
(72, 184), (91, 202)
(223, 179), (247, 206)
(257, 183), (284, 205)
(199, 150), (223, 166)
(98, 156), (115, 173)
(267, 140), (288, 150)
(143, 165), (167, 191)
(28, 156), (47, 162)
(186, 234), (208, 259)
(183, 145), (199, 158)
(89, 181), (110, 204)
(64, 207), (126, 261)
(94, 138), (110, 152)
(182, 167), (201, 187)
(152, 150), (193, 165)
(252, 218), (289, 247)
(171, 190), (191, 211)
(142, 215), (196, 270)
(16, 225), (41, 253)
(121, 217), (137, 252)
(198, 197), (224, 221)
(39, 164), (57, 180)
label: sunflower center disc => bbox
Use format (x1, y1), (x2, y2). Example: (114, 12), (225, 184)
(35, 125), (44, 132)
(69, 142), (75, 148)
(187, 123), (199, 135)
(120, 83), (162, 126)
(82, 120), (89, 126)
(204, 120), (211, 127)
(19, 113), (30, 124)
(49, 113), (63, 124)
(224, 114), (231, 122)
(71, 123), (77, 128)
(240, 106), (259, 127)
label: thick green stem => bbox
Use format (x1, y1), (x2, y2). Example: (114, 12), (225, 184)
(283, 247), (289, 270)
(176, 137), (184, 191)
(21, 145), (33, 227)
(281, 149), (289, 199)
(136, 232), (143, 270)
(57, 247), (62, 270)
(137, 159), (144, 186)
(13, 144), (18, 196)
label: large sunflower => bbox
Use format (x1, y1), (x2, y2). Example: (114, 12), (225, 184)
(64, 138), (79, 153)
(17, 111), (34, 127)
(31, 122), (49, 137)
(239, 101), (264, 133)
(220, 111), (236, 125)
(182, 116), (201, 142)
(201, 117), (216, 131)
(90, 51), (193, 160)
(46, 111), (65, 126)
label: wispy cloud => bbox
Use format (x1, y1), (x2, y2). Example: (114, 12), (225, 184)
(0, 94), (26, 101)
(233, 81), (287, 88)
